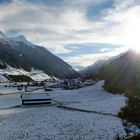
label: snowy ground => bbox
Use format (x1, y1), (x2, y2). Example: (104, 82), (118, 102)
(50, 81), (126, 115)
(0, 81), (126, 140)
(0, 83), (18, 95)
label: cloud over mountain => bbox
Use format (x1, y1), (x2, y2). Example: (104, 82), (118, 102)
(0, 0), (140, 69)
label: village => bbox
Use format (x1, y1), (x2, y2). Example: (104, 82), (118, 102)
(0, 73), (96, 105)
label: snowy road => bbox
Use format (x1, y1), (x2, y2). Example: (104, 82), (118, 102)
(0, 81), (126, 140)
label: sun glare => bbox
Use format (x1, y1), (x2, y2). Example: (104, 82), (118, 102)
(132, 46), (140, 53)
(123, 29), (140, 53)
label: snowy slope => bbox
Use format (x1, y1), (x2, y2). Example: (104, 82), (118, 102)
(0, 65), (52, 81)
(0, 65), (28, 75)
(10, 35), (35, 48)
(0, 31), (7, 39)
(0, 75), (9, 82)
(28, 68), (52, 81)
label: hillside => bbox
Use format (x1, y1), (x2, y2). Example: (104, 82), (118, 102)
(102, 50), (140, 94)
(80, 60), (106, 78)
(0, 31), (78, 79)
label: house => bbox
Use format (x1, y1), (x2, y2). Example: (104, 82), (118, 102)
(62, 79), (81, 89)
(83, 79), (96, 86)
(21, 92), (52, 105)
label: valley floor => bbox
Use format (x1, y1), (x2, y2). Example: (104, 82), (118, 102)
(0, 81), (126, 140)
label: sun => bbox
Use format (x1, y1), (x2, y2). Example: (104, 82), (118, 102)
(132, 46), (140, 53)
(123, 29), (140, 53)
(130, 35), (140, 53)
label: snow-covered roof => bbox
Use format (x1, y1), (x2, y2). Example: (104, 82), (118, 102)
(21, 93), (51, 100)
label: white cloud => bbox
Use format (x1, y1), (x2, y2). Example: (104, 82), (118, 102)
(64, 47), (127, 68)
(100, 48), (113, 52)
(0, 0), (140, 68)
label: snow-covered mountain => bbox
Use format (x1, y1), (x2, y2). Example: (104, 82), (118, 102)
(80, 49), (140, 95)
(0, 31), (7, 39)
(0, 31), (79, 81)
(10, 35), (35, 48)
(80, 52), (125, 78)
(80, 60), (107, 77)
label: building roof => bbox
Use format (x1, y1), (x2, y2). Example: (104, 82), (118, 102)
(21, 93), (51, 100)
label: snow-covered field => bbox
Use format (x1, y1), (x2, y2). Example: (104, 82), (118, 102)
(0, 84), (19, 95)
(50, 81), (126, 115)
(0, 81), (126, 140)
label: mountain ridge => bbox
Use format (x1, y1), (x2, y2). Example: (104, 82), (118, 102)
(0, 31), (79, 79)
(81, 49), (140, 94)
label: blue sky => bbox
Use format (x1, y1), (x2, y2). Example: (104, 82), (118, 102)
(0, 0), (140, 70)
